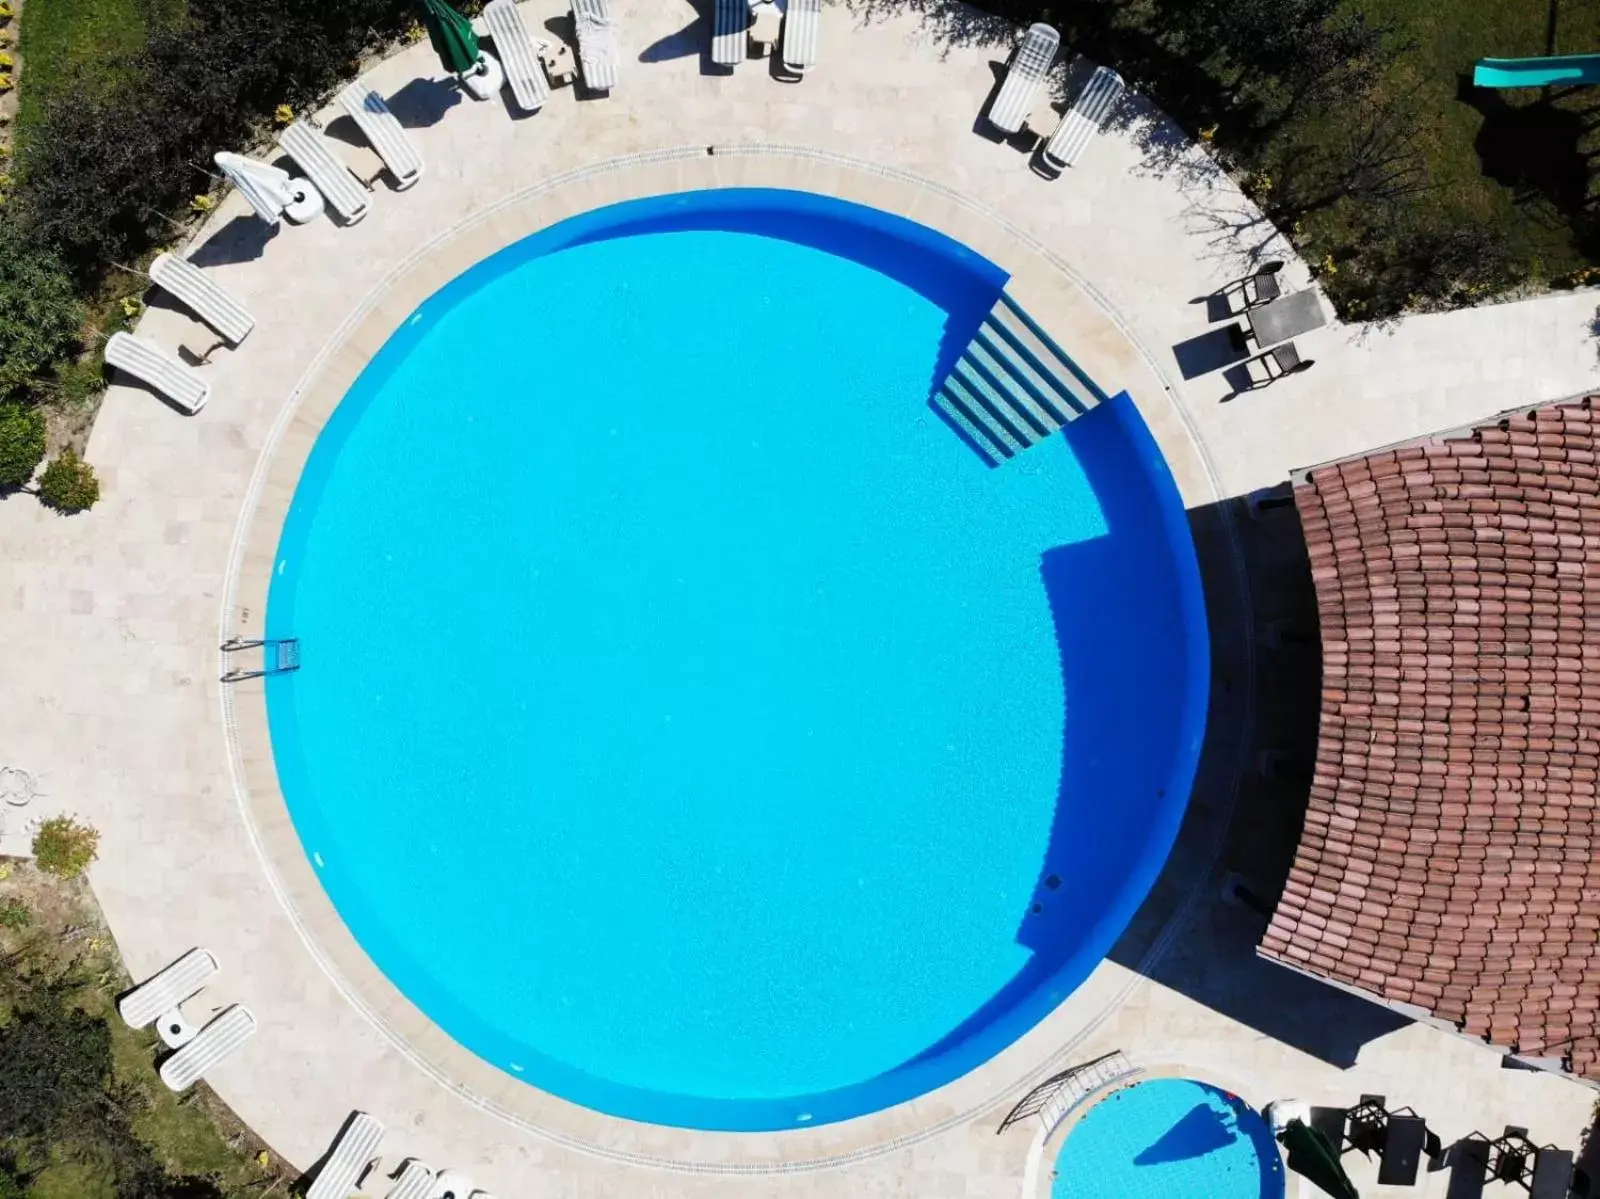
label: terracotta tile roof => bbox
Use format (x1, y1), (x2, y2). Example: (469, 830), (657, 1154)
(1259, 397), (1600, 1084)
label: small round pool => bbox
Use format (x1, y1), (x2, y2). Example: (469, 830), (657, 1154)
(1052, 1079), (1286, 1199)
(263, 188), (1209, 1130)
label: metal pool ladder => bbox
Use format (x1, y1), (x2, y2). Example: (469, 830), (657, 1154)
(998, 1049), (1138, 1135)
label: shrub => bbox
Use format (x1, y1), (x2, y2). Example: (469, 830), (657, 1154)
(0, 224), (83, 397)
(0, 899), (27, 929)
(0, 1000), (113, 1140)
(31, 816), (99, 879)
(0, 400), (44, 490)
(37, 448), (100, 513)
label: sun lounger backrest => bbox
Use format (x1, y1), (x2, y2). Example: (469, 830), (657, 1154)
(279, 122), (370, 223)
(988, 22), (1059, 134)
(384, 1160), (436, 1199)
(105, 332), (212, 414)
(1044, 65), (1125, 168)
(483, 0), (551, 111)
(118, 947), (219, 1028)
(712, 0), (746, 66)
(573, 0), (619, 90)
(158, 1005), (256, 1091)
(305, 1112), (387, 1199)
(338, 84), (423, 190)
(149, 255), (255, 347)
(782, 0), (820, 72)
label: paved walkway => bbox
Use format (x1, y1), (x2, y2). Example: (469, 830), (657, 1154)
(2, 0), (1597, 1193)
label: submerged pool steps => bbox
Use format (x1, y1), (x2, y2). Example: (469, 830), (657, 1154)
(933, 291), (1108, 466)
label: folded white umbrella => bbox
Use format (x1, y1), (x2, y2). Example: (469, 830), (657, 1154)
(213, 151), (321, 225)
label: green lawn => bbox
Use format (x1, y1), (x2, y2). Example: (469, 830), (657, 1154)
(0, 864), (295, 1199)
(1355, 0), (1600, 278)
(15, 0), (183, 136)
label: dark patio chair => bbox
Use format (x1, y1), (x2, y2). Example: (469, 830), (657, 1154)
(1243, 340), (1314, 388)
(1490, 1126), (1537, 1186)
(1244, 260), (1285, 307)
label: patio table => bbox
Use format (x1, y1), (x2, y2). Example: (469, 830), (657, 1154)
(1377, 1115), (1427, 1186)
(1245, 288), (1327, 346)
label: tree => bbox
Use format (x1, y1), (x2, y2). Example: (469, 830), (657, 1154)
(0, 401), (45, 490)
(37, 448), (100, 514)
(31, 816), (100, 879)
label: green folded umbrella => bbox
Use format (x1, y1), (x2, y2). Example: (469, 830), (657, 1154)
(1282, 1119), (1360, 1199)
(416, 0), (481, 75)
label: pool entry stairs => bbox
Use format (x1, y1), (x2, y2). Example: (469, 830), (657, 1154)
(934, 291), (1109, 467)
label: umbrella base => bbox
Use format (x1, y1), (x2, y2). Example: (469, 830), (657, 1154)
(460, 50), (504, 100)
(284, 179), (326, 225)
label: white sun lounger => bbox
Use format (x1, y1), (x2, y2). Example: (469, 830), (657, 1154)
(105, 332), (212, 415)
(988, 22), (1059, 134)
(712, 0), (746, 66)
(1043, 65), (1125, 169)
(339, 83), (423, 190)
(159, 1005), (256, 1091)
(305, 1111), (386, 1199)
(483, 0), (552, 112)
(118, 947), (219, 1029)
(278, 121), (370, 224)
(573, 0), (619, 92)
(148, 254), (255, 347)
(781, 0), (820, 74)
(384, 1160), (436, 1199)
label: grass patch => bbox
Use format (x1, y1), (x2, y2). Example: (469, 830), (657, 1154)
(0, 861), (297, 1198)
(1349, 0), (1600, 281)
(14, 0), (183, 138)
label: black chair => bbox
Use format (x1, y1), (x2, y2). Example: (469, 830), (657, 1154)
(1490, 1126), (1537, 1186)
(1244, 260), (1285, 307)
(1446, 1139), (1492, 1199)
(1243, 340), (1315, 388)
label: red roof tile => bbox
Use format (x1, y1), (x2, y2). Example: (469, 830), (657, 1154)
(1260, 397), (1600, 1084)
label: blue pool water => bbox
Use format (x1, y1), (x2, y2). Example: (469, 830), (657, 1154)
(1052, 1080), (1285, 1199)
(264, 189), (1209, 1130)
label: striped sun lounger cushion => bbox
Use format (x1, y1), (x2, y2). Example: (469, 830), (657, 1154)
(305, 1111), (386, 1199)
(1044, 65), (1126, 168)
(988, 22), (1059, 134)
(384, 1159), (436, 1199)
(105, 332), (212, 415)
(118, 947), (219, 1029)
(339, 83), (424, 190)
(159, 1005), (256, 1091)
(279, 122), (370, 224)
(483, 0), (551, 111)
(149, 254), (254, 347)
(782, 0), (820, 72)
(573, 0), (619, 91)
(712, 0), (746, 65)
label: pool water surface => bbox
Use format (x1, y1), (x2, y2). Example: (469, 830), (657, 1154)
(264, 189), (1209, 1130)
(1052, 1079), (1286, 1199)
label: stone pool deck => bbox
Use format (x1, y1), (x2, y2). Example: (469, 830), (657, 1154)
(2, 0), (1597, 1193)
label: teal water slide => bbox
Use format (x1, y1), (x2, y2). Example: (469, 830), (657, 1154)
(1474, 53), (1600, 88)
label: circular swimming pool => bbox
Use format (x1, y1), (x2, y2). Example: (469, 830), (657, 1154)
(1051, 1079), (1285, 1199)
(263, 188), (1209, 1131)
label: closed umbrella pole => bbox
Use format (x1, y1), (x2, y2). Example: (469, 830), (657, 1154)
(416, 0), (483, 75)
(1282, 1119), (1360, 1199)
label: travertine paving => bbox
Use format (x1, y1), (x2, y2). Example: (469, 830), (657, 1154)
(2, 0), (1597, 1193)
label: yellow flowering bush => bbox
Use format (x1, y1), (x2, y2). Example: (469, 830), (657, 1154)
(190, 192), (217, 213)
(273, 103), (294, 126)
